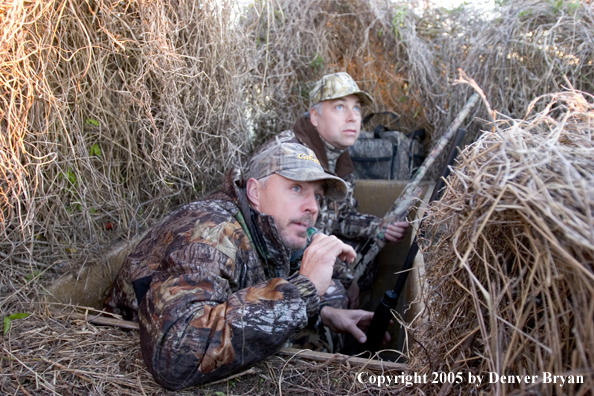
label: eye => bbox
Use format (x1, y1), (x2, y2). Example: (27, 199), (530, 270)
(292, 185), (302, 193)
(354, 105), (361, 113)
(335, 104), (344, 111)
(315, 193), (322, 202)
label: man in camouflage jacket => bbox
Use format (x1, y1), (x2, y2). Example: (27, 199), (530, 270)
(106, 142), (381, 390)
(254, 73), (410, 305)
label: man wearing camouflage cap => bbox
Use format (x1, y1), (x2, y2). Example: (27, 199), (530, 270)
(106, 142), (386, 390)
(254, 72), (409, 308)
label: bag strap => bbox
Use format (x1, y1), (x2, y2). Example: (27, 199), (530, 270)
(405, 128), (426, 142)
(406, 128), (427, 175)
(362, 112), (400, 138)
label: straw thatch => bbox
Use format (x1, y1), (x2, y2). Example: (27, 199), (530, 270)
(410, 89), (594, 395)
(2, 0), (594, 394)
(1, 0), (253, 275)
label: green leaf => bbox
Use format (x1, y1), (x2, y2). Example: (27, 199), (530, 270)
(215, 392), (226, 396)
(65, 169), (76, 185)
(8, 313), (30, 320)
(25, 271), (41, 282)
(86, 118), (100, 127)
(3, 313), (29, 335)
(310, 53), (324, 73)
(89, 144), (102, 156)
(392, 5), (408, 41)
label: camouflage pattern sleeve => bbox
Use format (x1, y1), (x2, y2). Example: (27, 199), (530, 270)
(137, 212), (319, 390)
(331, 258), (354, 289)
(319, 279), (348, 310)
(332, 174), (381, 241)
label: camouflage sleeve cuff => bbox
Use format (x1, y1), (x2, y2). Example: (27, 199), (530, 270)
(287, 273), (320, 318)
(368, 215), (382, 236)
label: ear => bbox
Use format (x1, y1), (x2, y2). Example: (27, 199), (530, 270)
(245, 178), (261, 211)
(310, 107), (319, 127)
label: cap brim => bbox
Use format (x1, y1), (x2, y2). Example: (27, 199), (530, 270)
(354, 91), (374, 106)
(276, 169), (348, 201)
(318, 90), (374, 107)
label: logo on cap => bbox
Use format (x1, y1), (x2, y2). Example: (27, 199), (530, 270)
(298, 153), (320, 164)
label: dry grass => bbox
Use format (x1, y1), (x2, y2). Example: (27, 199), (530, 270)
(1, 0), (594, 394)
(410, 89), (594, 395)
(0, 0), (252, 276)
(1, 301), (418, 395)
(240, 0), (594, 172)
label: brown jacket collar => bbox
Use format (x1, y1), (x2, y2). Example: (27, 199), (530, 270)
(292, 117), (354, 179)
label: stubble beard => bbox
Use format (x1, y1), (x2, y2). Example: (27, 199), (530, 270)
(278, 215), (314, 255)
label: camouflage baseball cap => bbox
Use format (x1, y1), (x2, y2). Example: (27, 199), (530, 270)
(246, 142), (348, 201)
(309, 72), (374, 108)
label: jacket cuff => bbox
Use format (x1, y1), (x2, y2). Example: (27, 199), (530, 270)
(287, 273), (320, 318)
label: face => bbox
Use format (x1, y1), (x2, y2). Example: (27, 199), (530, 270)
(310, 95), (362, 150)
(249, 174), (324, 252)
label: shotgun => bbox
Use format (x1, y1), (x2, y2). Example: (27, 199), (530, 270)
(362, 126), (468, 354)
(350, 93), (480, 283)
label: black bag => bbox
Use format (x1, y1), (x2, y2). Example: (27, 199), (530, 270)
(350, 112), (426, 180)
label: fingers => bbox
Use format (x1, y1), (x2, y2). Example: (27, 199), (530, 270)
(349, 310), (373, 343)
(355, 311), (374, 329)
(384, 221), (409, 242)
(301, 234), (355, 296)
(350, 324), (367, 343)
(338, 245), (356, 264)
(310, 234), (356, 263)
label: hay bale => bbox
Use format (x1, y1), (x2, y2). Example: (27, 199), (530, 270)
(410, 90), (594, 395)
(240, 0), (594, 176)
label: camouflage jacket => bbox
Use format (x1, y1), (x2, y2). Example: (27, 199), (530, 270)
(106, 168), (320, 390)
(262, 117), (381, 240)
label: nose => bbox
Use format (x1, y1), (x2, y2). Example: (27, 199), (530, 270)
(346, 106), (360, 123)
(302, 190), (319, 218)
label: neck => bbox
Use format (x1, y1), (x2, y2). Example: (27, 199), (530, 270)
(319, 135), (347, 173)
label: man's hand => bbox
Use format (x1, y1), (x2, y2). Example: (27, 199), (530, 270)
(319, 306), (391, 345)
(300, 234), (356, 296)
(384, 221), (409, 243)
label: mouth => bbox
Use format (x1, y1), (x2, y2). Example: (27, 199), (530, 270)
(291, 220), (311, 230)
(289, 218), (313, 233)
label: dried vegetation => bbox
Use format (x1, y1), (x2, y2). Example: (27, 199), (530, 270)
(1, 0), (593, 394)
(412, 89), (594, 395)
